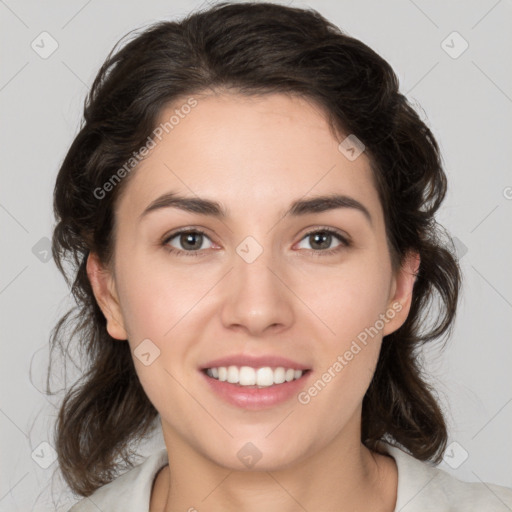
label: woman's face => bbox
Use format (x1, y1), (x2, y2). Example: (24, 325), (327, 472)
(89, 92), (416, 470)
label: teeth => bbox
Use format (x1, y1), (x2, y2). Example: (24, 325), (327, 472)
(273, 367), (285, 384)
(205, 365), (305, 387)
(227, 366), (239, 384)
(240, 366), (256, 385)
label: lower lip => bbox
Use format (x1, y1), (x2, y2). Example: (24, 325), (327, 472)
(200, 370), (311, 410)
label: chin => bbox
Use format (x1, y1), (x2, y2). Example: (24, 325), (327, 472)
(201, 435), (312, 472)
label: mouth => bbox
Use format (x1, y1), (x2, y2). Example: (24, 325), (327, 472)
(200, 362), (312, 409)
(202, 365), (311, 388)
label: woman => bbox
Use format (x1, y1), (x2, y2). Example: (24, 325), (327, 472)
(48, 2), (512, 510)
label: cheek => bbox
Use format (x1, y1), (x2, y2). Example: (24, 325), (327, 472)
(114, 261), (203, 410)
(115, 253), (211, 343)
(293, 255), (390, 408)
(114, 256), (221, 405)
(297, 256), (392, 343)
(295, 266), (389, 428)
(296, 339), (380, 450)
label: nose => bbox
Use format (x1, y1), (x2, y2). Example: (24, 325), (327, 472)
(219, 242), (295, 336)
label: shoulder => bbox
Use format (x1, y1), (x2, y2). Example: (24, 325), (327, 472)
(67, 448), (169, 512)
(377, 441), (512, 511)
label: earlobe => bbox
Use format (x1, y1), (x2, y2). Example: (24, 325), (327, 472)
(86, 252), (128, 340)
(382, 251), (420, 336)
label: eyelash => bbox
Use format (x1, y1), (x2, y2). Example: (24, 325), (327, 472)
(162, 227), (351, 258)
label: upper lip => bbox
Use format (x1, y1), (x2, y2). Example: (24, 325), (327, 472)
(201, 354), (310, 371)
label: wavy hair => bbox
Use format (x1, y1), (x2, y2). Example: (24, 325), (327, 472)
(48, 1), (461, 497)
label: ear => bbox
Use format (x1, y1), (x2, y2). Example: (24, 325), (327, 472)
(382, 251), (420, 337)
(86, 251), (128, 340)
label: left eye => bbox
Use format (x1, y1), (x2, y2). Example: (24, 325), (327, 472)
(296, 229), (348, 253)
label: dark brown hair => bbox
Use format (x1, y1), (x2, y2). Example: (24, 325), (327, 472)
(48, 1), (461, 497)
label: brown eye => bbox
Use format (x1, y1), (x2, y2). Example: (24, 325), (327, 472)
(163, 229), (213, 257)
(296, 228), (350, 255)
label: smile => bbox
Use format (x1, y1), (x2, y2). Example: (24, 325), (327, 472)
(205, 365), (306, 388)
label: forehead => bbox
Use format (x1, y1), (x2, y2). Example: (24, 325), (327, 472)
(116, 92), (381, 222)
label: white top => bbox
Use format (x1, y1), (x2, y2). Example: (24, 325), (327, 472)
(68, 441), (512, 511)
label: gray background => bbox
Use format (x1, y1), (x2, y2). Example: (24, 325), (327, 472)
(1, 0), (511, 510)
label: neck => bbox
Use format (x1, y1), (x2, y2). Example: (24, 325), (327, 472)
(152, 421), (397, 512)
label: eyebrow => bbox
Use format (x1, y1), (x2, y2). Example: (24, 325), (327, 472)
(139, 191), (372, 225)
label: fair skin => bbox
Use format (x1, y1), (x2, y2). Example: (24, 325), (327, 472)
(87, 92), (419, 512)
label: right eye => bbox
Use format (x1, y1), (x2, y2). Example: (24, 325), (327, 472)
(162, 229), (214, 257)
